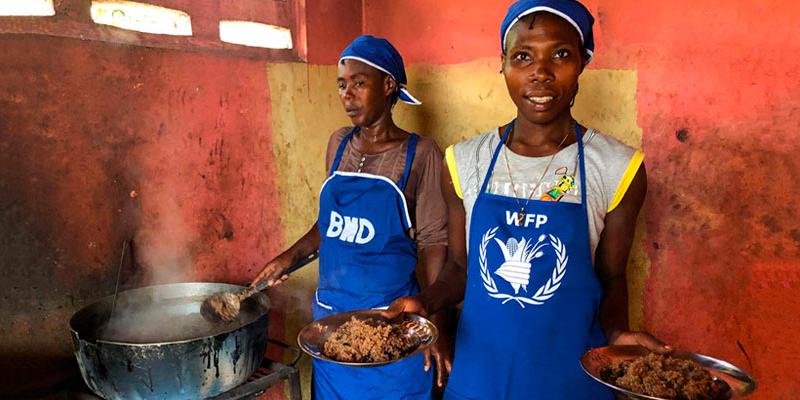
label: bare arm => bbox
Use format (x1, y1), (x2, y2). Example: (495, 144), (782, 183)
(388, 164), (468, 317)
(416, 245), (447, 291)
(412, 140), (448, 292)
(416, 244), (451, 388)
(252, 224), (320, 287)
(595, 165), (670, 352)
(415, 244), (448, 337)
(419, 164), (469, 314)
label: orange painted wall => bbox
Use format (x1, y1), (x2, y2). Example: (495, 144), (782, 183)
(363, 1), (800, 398)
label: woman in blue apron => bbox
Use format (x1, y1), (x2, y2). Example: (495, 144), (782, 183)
(254, 35), (449, 399)
(386, 1), (670, 399)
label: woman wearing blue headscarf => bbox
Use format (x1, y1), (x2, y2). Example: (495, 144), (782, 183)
(387, 1), (669, 399)
(254, 35), (448, 399)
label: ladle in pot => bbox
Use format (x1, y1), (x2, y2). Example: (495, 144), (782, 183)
(201, 251), (319, 322)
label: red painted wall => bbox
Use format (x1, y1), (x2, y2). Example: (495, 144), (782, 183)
(305, 0), (362, 64)
(0, 35), (285, 396)
(0, 1), (360, 396)
(365, 1), (800, 398)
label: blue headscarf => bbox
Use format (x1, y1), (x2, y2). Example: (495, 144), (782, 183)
(501, 0), (595, 63)
(339, 35), (421, 105)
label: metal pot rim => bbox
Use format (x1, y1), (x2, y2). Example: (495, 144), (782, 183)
(69, 282), (270, 346)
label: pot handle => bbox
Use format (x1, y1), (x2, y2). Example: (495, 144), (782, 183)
(253, 250), (319, 292)
(267, 338), (303, 367)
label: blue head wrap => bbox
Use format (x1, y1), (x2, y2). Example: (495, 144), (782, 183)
(501, 0), (595, 63)
(339, 35), (421, 105)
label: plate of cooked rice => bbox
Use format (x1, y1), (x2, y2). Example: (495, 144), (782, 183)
(580, 345), (756, 400)
(297, 310), (438, 367)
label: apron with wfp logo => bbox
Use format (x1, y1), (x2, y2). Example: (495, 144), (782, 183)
(444, 122), (613, 400)
(313, 127), (432, 399)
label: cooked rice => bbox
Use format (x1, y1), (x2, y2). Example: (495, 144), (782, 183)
(323, 317), (415, 363)
(601, 353), (721, 400)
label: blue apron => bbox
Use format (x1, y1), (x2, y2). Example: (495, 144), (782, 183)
(444, 122), (613, 400)
(313, 127), (433, 400)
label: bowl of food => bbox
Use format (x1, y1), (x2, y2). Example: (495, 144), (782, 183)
(580, 345), (756, 400)
(297, 310), (438, 367)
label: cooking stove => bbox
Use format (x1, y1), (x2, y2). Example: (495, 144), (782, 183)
(209, 359), (301, 400)
(66, 358), (301, 400)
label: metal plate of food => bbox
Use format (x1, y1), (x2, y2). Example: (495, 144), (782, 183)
(297, 310), (438, 367)
(581, 345), (756, 399)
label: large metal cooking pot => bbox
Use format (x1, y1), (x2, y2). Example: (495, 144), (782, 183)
(69, 282), (270, 400)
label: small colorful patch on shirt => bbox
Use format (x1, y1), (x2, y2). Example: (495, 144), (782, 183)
(540, 168), (576, 202)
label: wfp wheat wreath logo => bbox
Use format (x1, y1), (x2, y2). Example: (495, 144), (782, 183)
(479, 227), (567, 307)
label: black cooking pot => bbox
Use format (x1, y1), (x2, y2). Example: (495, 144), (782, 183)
(69, 282), (270, 400)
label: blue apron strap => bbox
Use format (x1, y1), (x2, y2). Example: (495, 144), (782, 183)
(479, 121), (515, 195)
(329, 126), (360, 175)
(574, 121), (590, 220)
(397, 134), (419, 191)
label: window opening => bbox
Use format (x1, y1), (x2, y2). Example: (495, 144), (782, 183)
(219, 20), (292, 49)
(90, 0), (192, 36)
(0, 0), (55, 16)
